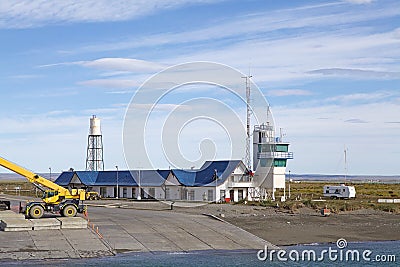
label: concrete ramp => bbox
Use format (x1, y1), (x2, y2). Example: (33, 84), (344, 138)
(0, 210), (25, 220)
(31, 218), (61, 230)
(57, 217), (88, 229)
(0, 210), (88, 231)
(87, 206), (278, 253)
(0, 218), (33, 232)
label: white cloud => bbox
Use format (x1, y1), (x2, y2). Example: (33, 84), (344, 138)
(344, 0), (373, 4)
(72, 0), (400, 54)
(40, 58), (166, 73)
(82, 58), (166, 72)
(325, 91), (397, 104)
(132, 103), (189, 111)
(308, 68), (400, 79)
(78, 79), (140, 89)
(267, 89), (313, 97)
(0, 0), (219, 29)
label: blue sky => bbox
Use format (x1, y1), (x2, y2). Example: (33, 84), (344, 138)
(0, 0), (399, 175)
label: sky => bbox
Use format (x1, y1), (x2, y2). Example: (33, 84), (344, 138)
(0, 0), (399, 175)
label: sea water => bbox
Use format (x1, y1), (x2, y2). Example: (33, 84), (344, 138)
(3, 240), (399, 267)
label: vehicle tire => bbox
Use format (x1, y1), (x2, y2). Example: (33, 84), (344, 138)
(62, 205), (77, 217)
(29, 205), (44, 219)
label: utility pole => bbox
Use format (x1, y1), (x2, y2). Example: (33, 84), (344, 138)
(214, 169), (218, 203)
(115, 165), (119, 199)
(288, 170), (291, 199)
(137, 169), (141, 200)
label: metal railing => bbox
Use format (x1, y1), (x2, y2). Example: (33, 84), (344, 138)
(257, 152), (293, 159)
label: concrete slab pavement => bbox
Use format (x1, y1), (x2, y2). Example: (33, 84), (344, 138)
(87, 205), (277, 253)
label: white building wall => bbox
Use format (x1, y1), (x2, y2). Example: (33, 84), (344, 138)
(273, 167), (286, 189)
(165, 186), (181, 200)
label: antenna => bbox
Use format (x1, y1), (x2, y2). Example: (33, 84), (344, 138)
(242, 75), (252, 171)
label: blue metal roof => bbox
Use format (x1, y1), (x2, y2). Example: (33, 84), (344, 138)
(54, 160), (244, 187)
(129, 170), (169, 186)
(95, 171), (136, 186)
(75, 171), (98, 186)
(172, 160), (243, 187)
(54, 172), (74, 186)
(170, 169), (197, 186)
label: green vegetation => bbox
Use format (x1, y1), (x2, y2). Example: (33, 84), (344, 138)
(251, 182), (400, 214)
(1, 180), (399, 213)
(0, 180), (38, 197)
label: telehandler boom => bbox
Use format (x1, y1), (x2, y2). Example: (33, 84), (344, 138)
(0, 156), (86, 219)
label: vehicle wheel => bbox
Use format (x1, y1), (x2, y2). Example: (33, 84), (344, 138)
(62, 205), (77, 217)
(29, 205), (44, 219)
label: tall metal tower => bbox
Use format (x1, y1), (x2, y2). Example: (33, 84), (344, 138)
(242, 75), (252, 171)
(86, 115), (104, 171)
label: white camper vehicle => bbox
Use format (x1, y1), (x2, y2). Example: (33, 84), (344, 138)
(323, 185), (356, 199)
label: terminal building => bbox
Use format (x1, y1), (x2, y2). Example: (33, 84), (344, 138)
(55, 123), (293, 202)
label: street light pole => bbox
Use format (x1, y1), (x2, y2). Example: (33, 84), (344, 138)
(288, 170), (291, 199)
(214, 169), (218, 203)
(137, 169), (141, 200)
(49, 167), (52, 181)
(116, 165), (119, 199)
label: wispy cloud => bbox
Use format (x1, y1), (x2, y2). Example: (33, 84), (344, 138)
(326, 91), (397, 104)
(9, 74), (42, 79)
(0, 0), (219, 29)
(267, 89), (313, 97)
(344, 118), (368, 123)
(344, 0), (373, 4)
(81, 58), (166, 72)
(78, 79), (140, 89)
(308, 68), (400, 79)
(132, 103), (191, 112)
(71, 0), (400, 54)
(40, 58), (166, 73)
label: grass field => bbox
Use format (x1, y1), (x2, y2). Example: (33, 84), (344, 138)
(0, 180), (38, 198)
(255, 181), (400, 213)
(1, 180), (399, 213)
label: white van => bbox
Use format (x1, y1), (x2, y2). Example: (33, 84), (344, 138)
(323, 185), (356, 199)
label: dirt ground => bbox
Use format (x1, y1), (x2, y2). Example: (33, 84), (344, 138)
(172, 203), (400, 246)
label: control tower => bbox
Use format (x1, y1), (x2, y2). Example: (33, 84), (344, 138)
(85, 115), (104, 171)
(252, 123), (293, 200)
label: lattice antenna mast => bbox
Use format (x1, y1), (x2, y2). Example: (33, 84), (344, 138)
(242, 75), (252, 171)
(86, 115), (104, 171)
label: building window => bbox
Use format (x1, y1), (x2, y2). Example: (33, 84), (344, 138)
(123, 187), (127, 198)
(165, 188), (170, 199)
(238, 190), (244, 201)
(260, 158), (268, 167)
(181, 188), (188, 200)
(207, 189), (213, 201)
(100, 187), (107, 198)
(148, 188), (155, 199)
(274, 159), (287, 167)
(188, 190), (195, 201)
(276, 144), (288, 152)
(220, 190), (226, 201)
(132, 188), (136, 198)
(258, 144), (272, 153)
